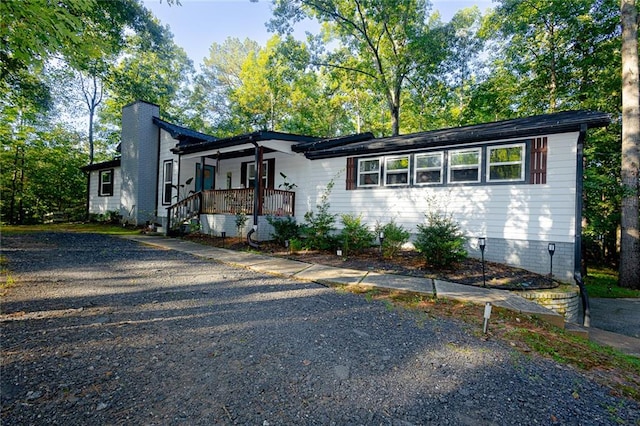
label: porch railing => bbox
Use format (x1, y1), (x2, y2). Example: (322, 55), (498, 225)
(167, 188), (295, 232)
(166, 192), (201, 232)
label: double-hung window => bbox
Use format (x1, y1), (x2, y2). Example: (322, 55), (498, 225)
(358, 158), (380, 187)
(99, 169), (114, 196)
(247, 161), (268, 189)
(162, 161), (173, 204)
(487, 143), (525, 182)
(384, 156), (409, 185)
(414, 152), (443, 184)
(449, 148), (481, 183)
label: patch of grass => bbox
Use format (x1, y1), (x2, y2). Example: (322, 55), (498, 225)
(1, 255), (16, 296)
(1, 223), (141, 236)
(585, 266), (640, 298)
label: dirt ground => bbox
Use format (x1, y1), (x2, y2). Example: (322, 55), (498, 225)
(184, 234), (558, 291)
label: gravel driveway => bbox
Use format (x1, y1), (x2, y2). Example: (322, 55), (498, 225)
(2, 232), (639, 425)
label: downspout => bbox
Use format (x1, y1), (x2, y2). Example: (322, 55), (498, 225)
(247, 139), (260, 248)
(574, 124), (590, 327)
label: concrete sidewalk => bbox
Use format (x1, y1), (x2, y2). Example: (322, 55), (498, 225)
(123, 235), (640, 357)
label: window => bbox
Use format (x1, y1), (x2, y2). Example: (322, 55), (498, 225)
(358, 158), (380, 187)
(241, 159), (275, 189)
(247, 161), (267, 189)
(99, 169), (113, 196)
(162, 161), (173, 205)
(449, 148), (481, 183)
(487, 144), (525, 182)
(385, 156), (409, 185)
(415, 152), (443, 185)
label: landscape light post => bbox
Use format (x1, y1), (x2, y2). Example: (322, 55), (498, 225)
(478, 237), (486, 288)
(379, 231), (385, 256)
(221, 231), (226, 248)
(548, 243), (556, 281)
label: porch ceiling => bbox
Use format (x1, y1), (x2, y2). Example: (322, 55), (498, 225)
(172, 130), (319, 158)
(179, 140), (300, 160)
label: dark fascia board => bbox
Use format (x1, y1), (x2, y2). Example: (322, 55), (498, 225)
(81, 158), (121, 172)
(153, 117), (218, 144)
(292, 132), (375, 153)
(171, 130), (320, 155)
(304, 110), (611, 160)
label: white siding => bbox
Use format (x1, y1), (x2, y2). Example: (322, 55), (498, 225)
(156, 129), (180, 217)
(87, 168), (122, 215)
(287, 132), (578, 244)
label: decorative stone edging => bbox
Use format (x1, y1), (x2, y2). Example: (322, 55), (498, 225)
(516, 285), (581, 324)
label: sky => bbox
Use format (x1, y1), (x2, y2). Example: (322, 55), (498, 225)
(143, 0), (494, 67)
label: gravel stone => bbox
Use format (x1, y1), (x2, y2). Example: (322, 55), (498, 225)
(1, 232), (639, 425)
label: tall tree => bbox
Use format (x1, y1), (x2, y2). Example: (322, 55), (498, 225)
(619, 0), (640, 288)
(189, 38), (261, 134)
(99, 23), (194, 140)
(270, 0), (449, 136)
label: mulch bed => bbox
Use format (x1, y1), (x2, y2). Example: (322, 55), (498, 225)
(183, 233), (559, 291)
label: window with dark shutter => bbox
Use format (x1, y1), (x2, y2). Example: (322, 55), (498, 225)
(346, 157), (356, 190)
(530, 137), (548, 184)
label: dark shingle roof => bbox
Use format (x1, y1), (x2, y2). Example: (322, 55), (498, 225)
(153, 117), (218, 144)
(302, 110), (611, 159)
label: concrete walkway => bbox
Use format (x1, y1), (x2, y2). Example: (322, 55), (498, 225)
(123, 235), (640, 357)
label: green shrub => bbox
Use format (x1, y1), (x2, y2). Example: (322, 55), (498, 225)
(376, 220), (410, 259)
(267, 215), (300, 246)
(339, 214), (375, 255)
(235, 212), (248, 237)
(414, 212), (467, 268)
(301, 179), (337, 250)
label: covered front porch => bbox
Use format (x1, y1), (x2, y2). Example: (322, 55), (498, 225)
(166, 187), (295, 235)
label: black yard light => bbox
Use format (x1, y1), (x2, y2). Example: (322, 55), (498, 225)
(548, 242), (556, 280)
(285, 239), (290, 254)
(221, 231), (226, 247)
(379, 231), (385, 255)
(478, 237), (486, 288)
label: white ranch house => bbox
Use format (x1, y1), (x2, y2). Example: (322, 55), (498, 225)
(83, 100), (610, 282)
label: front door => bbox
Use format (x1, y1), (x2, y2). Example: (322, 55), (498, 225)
(195, 164), (215, 191)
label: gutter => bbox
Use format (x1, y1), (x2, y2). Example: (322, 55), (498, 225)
(247, 138), (260, 249)
(574, 123), (591, 327)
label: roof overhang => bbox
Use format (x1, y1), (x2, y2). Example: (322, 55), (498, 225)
(81, 158), (121, 172)
(172, 130), (320, 159)
(303, 110), (611, 160)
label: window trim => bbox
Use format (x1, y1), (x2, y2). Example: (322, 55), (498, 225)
(357, 158), (381, 187)
(384, 155), (410, 186)
(486, 143), (526, 183)
(448, 148), (482, 184)
(98, 169), (114, 197)
(414, 152), (444, 185)
(162, 160), (173, 205)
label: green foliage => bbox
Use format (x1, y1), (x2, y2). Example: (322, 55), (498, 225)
(270, 0), (451, 135)
(375, 220), (411, 259)
(338, 214), (375, 256)
(0, 123), (88, 224)
(301, 179), (337, 250)
(89, 210), (122, 224)
(266, 215), (300, 246)
(234, 212), (248, 238)
(414, 212), (467, 268)
(585, 266), (640, 298)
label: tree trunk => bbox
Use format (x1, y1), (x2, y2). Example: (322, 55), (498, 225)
(619, 0), (640, 288)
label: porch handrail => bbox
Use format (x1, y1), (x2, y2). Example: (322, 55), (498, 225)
(166, 192), (202, 232)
